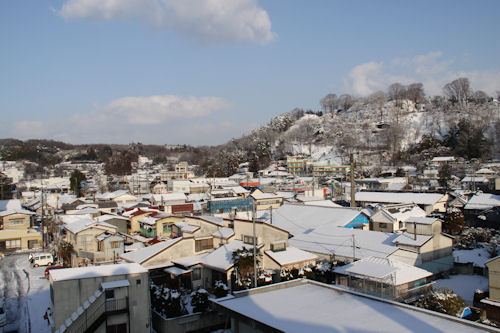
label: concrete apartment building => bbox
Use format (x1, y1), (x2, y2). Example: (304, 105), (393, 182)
(49, 263), (150, 333)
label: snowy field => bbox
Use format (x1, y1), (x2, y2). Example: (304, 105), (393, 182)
(435, 274), (489, 306)
(0, 253), (51, 333)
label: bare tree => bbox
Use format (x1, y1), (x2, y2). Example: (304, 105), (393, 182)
(337, 94), (355, 112)
(320, 93), (337, 113)
(388, 83), (407, 107)
(406, 83), (425, 105)
(443, 77), (472, 105)
(471, 90), (490, 104)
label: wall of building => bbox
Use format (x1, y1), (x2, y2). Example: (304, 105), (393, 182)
(488, 259), (500, 301)
(50, 271), (150, 332)
(0, 229), (42, 250)
(142, 238), (196, 267)
(233, 220), (289, 251)
(2, 213), (31, 229)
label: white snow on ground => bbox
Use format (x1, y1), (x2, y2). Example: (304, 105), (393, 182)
(1, 254), (51, 333)
(435, 274), (489, 306)
(453, 248), (491, 267)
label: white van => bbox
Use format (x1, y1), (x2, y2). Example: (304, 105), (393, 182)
(32, 253), (53, 267)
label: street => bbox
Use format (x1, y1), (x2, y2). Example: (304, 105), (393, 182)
(0, 253), (51, 333)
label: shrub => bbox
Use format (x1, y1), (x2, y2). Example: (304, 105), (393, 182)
(414, 288), (467, 317)
(191, 289), (209, 313)
(213, 280), (229, 298)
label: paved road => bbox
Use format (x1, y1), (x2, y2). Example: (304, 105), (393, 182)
(0, 254), (28, 333)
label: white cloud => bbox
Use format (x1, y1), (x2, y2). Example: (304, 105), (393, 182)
(59, 0), (276, 44)
(344, 52), (500, 96)
(10, 94), (234, 144)
(104, 95), (231, 125)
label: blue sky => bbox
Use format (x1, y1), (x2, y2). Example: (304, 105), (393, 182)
(1, 0), (499, 145)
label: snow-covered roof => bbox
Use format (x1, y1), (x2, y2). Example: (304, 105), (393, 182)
(199, 240), (255, 272)
(101, 279), (130, 289)
(355, 192), (444, 205)
(172, 253), (207, 268)
(269, 204), (396, 260)
(0, 208), (36, 217)
(334, 256), (433, 285)
(212, 227), (235, 239)
(50, 263), (147, 282)
(96, 214), (129, 222)
(174, 222), (200, 233)
(454, 248), (491, 268)
(0, 199), (22, 211)
(67, 207), (100, 215)
(214, 280), (486, 333)
(385, 204), (427, 222)
(196, 215), (225, 226)
(476, 168), (495, 174)
(302, 200), (342, 208)
(462, 176), (488, 183)
(164, 266), (191, 276)
(64, 219), (117, 234)
(125, 242), (144, 252)
(120, 237), (183, 264)
(296, 195), (325, 202)
(187, 193), (207, 202)
(392, 233), (432, 247)
(265, 246), (317, 266)
(431, 156), (455, 162)
(464, 193), (500, 211)
(251, 193), (283, 200)
(151, 193), (187, 202)
(404, 217), (439, 225)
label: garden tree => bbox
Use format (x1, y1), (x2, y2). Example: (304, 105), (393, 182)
(443, 77), (472, 105)
(443, 209), (465, 234)
(232, 247), (262, 283)
(406, 82), (425, 105)
(415, 288), (467, 317)
(438, 163), (452, 189)
(388, 83), (407, 107)
(57, 241), (74, 267)
(0, 172), (13, 200)
(69, 169), (86, 197)
(320, 93), (337, 112)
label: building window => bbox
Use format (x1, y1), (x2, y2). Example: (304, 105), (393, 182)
(163, 223), (172, 234)
(216, 209), (224, 214)
(379, 223), (387, 229)
(192, 268), (201, 281)
(7, 218), (25, 226)
(111, 241), (121, 249)
(105, 289), (114, 299)
(242, 235), (256, 245)
(136, 279), (141, 285)
(271, 241), (286, 252)
(195, 238), (213, 252)
(6, 239), (21, 249)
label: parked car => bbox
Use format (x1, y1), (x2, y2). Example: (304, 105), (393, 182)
(45, 266), (64, 278)
(31, 253), (53, 267)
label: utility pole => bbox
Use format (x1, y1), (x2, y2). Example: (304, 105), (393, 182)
(270, 206), (273, 225)
(350, 153), (356, 207)
(252, 202), (257, 288)
(352, 234), (356, 262)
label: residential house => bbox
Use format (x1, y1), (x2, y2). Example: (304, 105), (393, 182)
(0, 200), (40, 251)
(250, 191), (283, 212)
(355, 191), (450, 214)
(49, 263), (150, 333)
(333, 256), (433, 299)
(63, 218), (124, 266)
